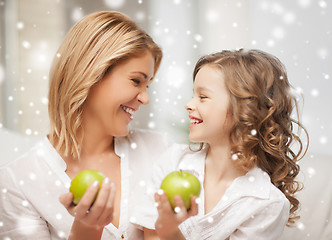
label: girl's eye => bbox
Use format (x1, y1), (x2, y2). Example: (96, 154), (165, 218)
(199, 95), (207, 99)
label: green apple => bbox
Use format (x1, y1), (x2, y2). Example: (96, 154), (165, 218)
(69, 169), (105, 205)
(160, 170), (201, 210)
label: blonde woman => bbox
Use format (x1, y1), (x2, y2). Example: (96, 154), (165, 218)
(0, 11), (172, 240)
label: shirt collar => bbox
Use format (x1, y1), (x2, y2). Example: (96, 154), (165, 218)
(43, 136), (68, 172)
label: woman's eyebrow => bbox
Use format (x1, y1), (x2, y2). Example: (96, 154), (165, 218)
(131, 71), (148, 79)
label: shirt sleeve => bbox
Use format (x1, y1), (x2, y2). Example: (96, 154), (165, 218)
(179, 197), (289, 240)
(0, 166), (51, 239)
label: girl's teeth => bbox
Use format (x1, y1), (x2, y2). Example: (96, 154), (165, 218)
(190, 119), (202, 124)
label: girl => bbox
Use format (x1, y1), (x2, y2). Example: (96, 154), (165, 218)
(134, 49), (308, 239)
(0, 11), (173, 240)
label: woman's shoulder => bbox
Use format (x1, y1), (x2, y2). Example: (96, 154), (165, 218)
(0, 137), (54, 175)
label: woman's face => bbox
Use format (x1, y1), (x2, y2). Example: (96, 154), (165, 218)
(83, 51), (155, 137)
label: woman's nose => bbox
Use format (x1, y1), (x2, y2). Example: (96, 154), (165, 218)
(138, 88), (149, 105)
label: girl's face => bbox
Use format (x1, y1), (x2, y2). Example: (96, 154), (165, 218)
(185, 65), (232, 145)
(83, 51), (155, 137)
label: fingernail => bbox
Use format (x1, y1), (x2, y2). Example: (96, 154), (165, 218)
(104, 177), (110, 184)
(157, 189), (164, 195)
(93, 181), (99, 187)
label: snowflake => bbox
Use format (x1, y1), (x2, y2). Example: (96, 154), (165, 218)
(174, 206), (181, 213)
(250, 129), (257, 136)
(22, 41), (31, 49)
(130, 142), (137, 149)
(248, 176), (255, 182)
(298, 0), (312, 8)
(25, 129), (32, 135)
(283, 12), (296, 24)
(139, 180), (146, 187)
(310, 89), (319, 97)
(272, 27), (285, 39)
(71, 7), (84, 22)
(318, 0), (327, 8)
(231, 154), (238, 161)
(148, 121), (156, 129)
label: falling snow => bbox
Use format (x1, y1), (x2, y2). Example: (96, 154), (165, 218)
(0, 1), (331, 238)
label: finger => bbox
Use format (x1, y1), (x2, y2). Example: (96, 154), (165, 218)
(98, 182), (116, 225)
(88, 178), (111, 220)
(75, 181), (100, 219)
(154, 190), (162, 209)
(188, 196), (199, 217)
(159, 191), (173, 213)
(59, 192), (74, 209)
(173, 195), (187, 218)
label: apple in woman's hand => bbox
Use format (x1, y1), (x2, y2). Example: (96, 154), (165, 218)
(160, 170), (201, 210)
(69, 169), (105, 205)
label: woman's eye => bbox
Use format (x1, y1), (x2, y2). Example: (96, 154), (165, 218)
(131, 79), (141, 85)
(199, 95), (207, 99)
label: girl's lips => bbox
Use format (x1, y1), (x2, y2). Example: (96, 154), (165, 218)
(189, 115), (203, 128)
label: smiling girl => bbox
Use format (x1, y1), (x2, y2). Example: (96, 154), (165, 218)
(134, 49), (308, 240)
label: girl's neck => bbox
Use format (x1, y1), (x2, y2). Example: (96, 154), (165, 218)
(205, 143), (246, 181)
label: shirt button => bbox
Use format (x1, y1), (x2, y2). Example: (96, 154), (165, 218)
(121, 234), (124, 239)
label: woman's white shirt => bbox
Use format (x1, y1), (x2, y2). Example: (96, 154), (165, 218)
(133, 144), (290, 240)
(0, 129), (172, 240)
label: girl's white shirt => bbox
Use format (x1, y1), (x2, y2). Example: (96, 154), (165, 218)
(0, 129), (172, 240)
(133, 144), (290, 240)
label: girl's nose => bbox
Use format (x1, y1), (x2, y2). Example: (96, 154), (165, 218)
(185, 99), (194, 112)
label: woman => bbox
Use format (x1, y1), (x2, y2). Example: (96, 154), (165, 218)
(0, 11), (172, 240)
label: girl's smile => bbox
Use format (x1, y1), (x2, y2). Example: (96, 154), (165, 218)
(189, 115), (203, 128)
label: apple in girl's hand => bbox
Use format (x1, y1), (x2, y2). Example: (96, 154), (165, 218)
(160, 170), (201, 210)
(69, 169), (105, 205)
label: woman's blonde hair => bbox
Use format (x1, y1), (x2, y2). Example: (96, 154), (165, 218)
(48, 11), (162, 159)
(193, 49), (308, 225)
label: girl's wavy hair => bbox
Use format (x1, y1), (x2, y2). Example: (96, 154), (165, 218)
(193, 49), (309, 225)
(48, 11), (162, 159)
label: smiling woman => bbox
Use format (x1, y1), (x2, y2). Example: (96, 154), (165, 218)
(0, 11), (173, 240)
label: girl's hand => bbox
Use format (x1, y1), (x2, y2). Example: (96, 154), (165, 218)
(154, 190), (198, 240)
(59, 178), (116, 230)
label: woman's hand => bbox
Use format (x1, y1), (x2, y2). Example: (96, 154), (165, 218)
(59, 177), (116, 230)
(154, 190), (198, 240)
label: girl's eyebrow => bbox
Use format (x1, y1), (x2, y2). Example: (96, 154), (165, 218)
(195, 86), (213, 92)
